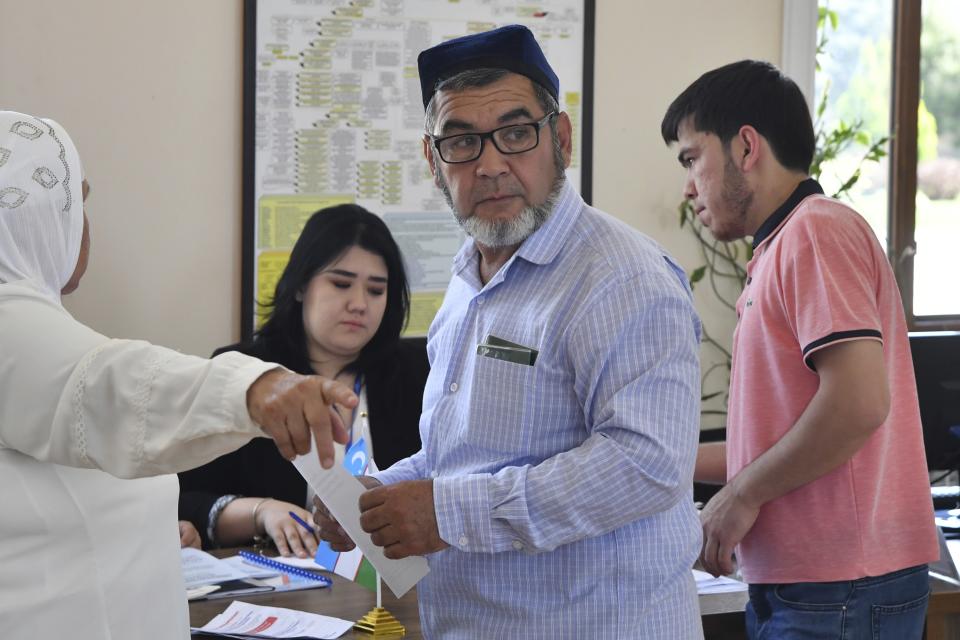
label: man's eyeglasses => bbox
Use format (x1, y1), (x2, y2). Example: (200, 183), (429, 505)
(430, 112), (557, 164)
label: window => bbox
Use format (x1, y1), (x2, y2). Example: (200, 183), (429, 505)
(815, 0), (960, 328)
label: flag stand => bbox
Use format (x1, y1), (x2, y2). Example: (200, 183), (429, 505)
(354, 571), (405, 636)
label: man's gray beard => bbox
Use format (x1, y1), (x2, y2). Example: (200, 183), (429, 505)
(437, 173), (564, 248)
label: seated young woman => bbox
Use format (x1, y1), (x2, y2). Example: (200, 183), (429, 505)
(178, 204), (428, 557)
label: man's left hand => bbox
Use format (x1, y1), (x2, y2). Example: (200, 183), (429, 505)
(699, 481), (761, 577)
(358, 479), (450, 559)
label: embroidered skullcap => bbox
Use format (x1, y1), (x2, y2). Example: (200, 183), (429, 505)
(0, 111), (84, 302)
(418, 24), (560, 108)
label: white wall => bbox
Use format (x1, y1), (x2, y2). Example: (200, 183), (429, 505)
(1, 1), (782, 410)
(593, 1), (783, 425)
(1, 1), (245, 355)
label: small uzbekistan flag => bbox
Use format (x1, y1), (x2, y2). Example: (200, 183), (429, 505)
(314, 437), (378, 591)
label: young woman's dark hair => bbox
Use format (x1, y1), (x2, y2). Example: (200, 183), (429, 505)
(183, 208), (425, 549)
(252, 204), (410, 376)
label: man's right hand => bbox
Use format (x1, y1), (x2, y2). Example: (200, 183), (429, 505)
(246, 369), (357, 468)
(313, 476), (382, 550)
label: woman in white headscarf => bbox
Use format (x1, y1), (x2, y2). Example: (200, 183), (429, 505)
(0, 111), (355, 639)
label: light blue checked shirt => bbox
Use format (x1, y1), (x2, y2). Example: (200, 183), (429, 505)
(376, 179), (704, 639)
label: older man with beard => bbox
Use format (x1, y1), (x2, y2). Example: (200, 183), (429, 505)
(315, 25), (705, 639)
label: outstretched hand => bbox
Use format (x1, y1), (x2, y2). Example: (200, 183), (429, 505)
(247, 369), (357, 468)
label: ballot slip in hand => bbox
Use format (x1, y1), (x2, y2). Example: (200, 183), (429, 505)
(292, 447), (429, 598)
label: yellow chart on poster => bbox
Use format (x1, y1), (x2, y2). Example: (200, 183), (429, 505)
(407, 291), (446, 336)
(259, 195), (354, 250)
(565, 91), (582, 169)
(256, 195), (355, 328)
(257, 195), (453, 335)
(256, 251), (292, 328)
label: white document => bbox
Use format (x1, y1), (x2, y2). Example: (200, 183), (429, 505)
(181, 548), (264, 589)
(192, 600), (353, 639)
(292, 447), (429, 597)
(946, 537), (960, 566)
(220, 555), (285, 579)
(693, 569), (749, 594)
(186, 584), (222, 601)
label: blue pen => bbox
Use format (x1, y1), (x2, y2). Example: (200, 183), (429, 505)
(289, 511), (316, 535)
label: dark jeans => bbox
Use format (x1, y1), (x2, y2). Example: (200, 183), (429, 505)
(746, 564), (930, 640)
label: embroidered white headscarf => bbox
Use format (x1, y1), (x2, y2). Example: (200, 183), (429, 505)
(0, 110), (84, 302)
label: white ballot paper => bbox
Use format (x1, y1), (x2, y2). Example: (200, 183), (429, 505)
(292, 447), (429, 597)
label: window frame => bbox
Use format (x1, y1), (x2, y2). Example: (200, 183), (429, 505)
(889, 0), (960, 330)
(787, 0), (960, 330)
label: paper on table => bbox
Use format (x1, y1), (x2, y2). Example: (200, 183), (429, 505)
(292, 447), (429, 598)
(186, 584), (221, 601)
(946, 537), (960, 565)
(181, 547), (261, 589)
(192, 600), (353, 639)
(693, 569), (748, 594)
(222, 555), (283, 579)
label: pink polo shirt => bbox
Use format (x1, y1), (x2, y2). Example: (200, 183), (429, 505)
(728, 183), (938, 584)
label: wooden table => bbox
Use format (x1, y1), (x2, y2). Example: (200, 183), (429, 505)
(926, 576), (960, 640)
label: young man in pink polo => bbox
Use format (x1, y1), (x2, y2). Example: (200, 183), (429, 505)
(662, 59), (938, 639)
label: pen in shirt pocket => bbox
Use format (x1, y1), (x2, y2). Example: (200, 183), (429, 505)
(477, 334), (539, 366)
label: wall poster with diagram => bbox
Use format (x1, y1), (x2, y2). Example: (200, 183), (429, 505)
(242, 0), (594, 338)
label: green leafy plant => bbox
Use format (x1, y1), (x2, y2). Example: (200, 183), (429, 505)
(683, 6), (889, 423)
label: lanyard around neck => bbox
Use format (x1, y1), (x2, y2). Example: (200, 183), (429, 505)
(348, 374), (364, 445)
